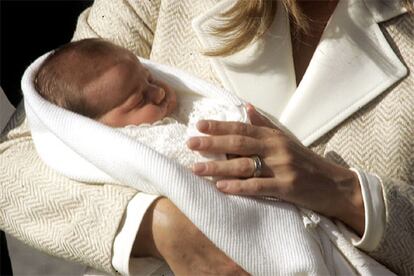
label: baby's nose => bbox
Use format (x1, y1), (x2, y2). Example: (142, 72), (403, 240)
(148, 86), (166, 104)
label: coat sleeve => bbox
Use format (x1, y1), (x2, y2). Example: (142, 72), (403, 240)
(0, 1), (162, 274)
(0, 106), (135, 274)
(368, 14), (414, 274)
(369, 176), (414, 275)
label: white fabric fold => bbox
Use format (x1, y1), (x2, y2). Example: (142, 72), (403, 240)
(112, 192), (163, 275)
(23, 53), (392, 275)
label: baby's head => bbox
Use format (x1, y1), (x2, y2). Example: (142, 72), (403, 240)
(35, 38), (177, 127)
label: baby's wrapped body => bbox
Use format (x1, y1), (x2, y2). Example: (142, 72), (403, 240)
(23, 41), (393, 275)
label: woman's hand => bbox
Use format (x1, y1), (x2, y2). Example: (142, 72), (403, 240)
(187, 104), (365, 235)
(132, 198), (249, 275)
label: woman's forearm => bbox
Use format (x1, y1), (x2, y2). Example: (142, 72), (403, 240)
(131, 198), (249, 275)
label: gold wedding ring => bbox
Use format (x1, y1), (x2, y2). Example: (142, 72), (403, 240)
(251, 155), (263, 177)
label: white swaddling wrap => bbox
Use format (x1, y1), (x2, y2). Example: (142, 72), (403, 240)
(118, 94), (237, 173)
(23, 52), (393, 275)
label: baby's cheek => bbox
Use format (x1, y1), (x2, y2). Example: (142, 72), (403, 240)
(147, 106), (166, 122)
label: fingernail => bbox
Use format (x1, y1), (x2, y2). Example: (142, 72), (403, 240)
(187, 138), (200, 149)
(196, 120), (209, 132)
(192, 163), (206, 174)
(216, 181), (228, 190)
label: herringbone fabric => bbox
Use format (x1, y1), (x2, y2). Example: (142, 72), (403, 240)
(149, 0), (222, 86)
(73, 0), (161, 59)
(309, 14), (414, 274)
(0, 108), (137, 274)
(1, 0), (413, 274)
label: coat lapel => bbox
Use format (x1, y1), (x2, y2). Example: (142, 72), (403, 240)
(193, 0), (408, 146)
(192, 0), (296, 119)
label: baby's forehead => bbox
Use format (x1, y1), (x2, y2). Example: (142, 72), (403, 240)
(85, 57), (143, 96)
(81, 52), (135, 80)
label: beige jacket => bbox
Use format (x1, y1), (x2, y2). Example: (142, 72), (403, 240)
(0, 0), (413, 274)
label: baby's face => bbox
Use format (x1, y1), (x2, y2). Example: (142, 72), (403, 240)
(91, 52), (177, 127)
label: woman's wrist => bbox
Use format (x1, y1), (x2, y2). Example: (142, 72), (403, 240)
(329, 165), (365, 235)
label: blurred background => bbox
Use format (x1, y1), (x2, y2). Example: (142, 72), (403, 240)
(1, 1), (94, 275)
(1, 0), (93, 107)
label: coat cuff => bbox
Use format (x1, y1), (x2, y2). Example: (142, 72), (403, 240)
(112, 192), (161, 275)
(345, 168), (386, 251)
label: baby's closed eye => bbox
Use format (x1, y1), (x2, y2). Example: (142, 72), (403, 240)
(124, 92), (144, 111)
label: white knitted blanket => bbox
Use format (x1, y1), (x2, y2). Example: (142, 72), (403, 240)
(22, 52), (393, 275)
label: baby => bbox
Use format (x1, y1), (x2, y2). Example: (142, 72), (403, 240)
(32, 39), (353, 275)
(35, 38), (240, 170)
(35, 38), (178, 128)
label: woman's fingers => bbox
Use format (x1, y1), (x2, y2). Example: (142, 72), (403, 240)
(215, 178), (284, 197)
(192, 157), (272, 178)
(196, 120), (267, 138)
(187, 135), (265, 155)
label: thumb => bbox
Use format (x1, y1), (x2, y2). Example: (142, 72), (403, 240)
(246, 103), (275, 128)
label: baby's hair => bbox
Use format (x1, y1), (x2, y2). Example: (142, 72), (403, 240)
(35, 38), (122, 118)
